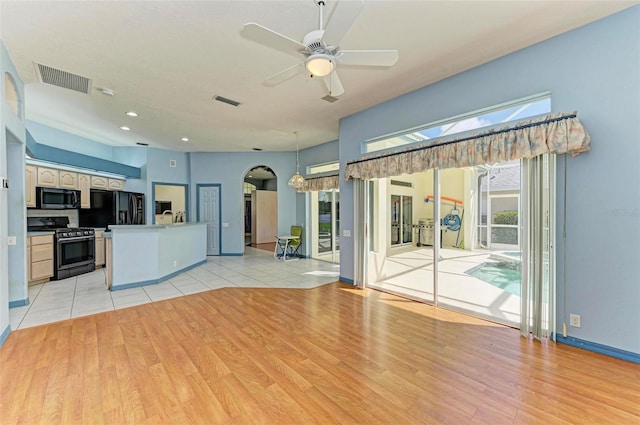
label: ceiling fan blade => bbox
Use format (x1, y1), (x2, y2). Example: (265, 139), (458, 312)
(336, 50), (399, 67)
(322, 0), (365, 45)
(242, 23), (309, 57)
(322, 71), (344, 97)
(264, 61), (306, 87)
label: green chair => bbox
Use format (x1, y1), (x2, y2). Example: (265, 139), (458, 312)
(277, 225), (303, 259)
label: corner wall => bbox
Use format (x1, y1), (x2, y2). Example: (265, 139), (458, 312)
(338, 7), (640, 354)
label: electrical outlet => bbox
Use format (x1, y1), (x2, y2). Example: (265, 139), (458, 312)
(173, 260), (178, 268)
(7, 236), (16, 246)
(569, 313), (581, 328)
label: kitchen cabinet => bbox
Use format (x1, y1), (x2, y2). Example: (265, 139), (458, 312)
(108, 178), (125, 191)
(78, 174), (91, 208)
(90, 175), (108, 189)
(25, 165), (36, 208)
(28, 234), (54, 285)
(37, 167), (59, 187)
(95, 230), (105, 268)
(59, 170), (78, 189)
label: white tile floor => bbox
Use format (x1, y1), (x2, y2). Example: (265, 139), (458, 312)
(369, 246), (521, 327)
(10, 247), (341, 330)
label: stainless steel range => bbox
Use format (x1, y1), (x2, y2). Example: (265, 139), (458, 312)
(27, 217), (96, 280)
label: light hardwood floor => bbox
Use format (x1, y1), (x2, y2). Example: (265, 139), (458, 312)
(1, 282), (638, 424)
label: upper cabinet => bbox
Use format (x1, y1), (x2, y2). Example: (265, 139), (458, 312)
(36, 167), (59, 187)
(108, 179), (124, 191)
(25, 165), (36, 208)
(78, 174), (91, 208)
(90, 175), (108, 189)
(26, 162), (127, 209)
(59, 171), (78, 189)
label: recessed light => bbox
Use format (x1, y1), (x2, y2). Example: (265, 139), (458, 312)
(181, 137), (189, 142)
(120, 126), (130, 131)
(100, 88), (115, 96)
(248, 175), (253, 178)
(126, 111), (138, 117)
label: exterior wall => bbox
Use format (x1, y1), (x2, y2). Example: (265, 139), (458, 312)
(338, 7), (640, 354)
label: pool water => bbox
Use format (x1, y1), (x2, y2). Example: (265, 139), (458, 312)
(467, 261), (521, 296)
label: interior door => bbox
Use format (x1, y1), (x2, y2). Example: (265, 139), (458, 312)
(198, 185), (220, 255)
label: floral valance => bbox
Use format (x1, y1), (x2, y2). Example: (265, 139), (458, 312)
(345, 112), (590, 181)
(299, 174), (339, 192)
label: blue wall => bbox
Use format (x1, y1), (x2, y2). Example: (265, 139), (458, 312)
(190, 151), (298, 255)
(338, 6), (640, 354)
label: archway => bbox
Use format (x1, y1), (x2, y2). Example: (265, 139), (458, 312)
(243, 165), (277, 252)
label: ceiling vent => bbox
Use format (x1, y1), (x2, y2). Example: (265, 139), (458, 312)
(321, 94), (339, 103)
(34, 63), (91, 94)
(213, 95), (241, 107)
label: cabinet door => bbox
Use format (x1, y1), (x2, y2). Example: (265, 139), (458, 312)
(59, 171), (78, 189)
(78, 174), (91, 208)
(108, 179), (124, 191)
(37, 167), (59, 187)
(91, 175), (108, 189)
(27, 237), (31, 282)
(25, 165), (36, 208)
(95, 236), (105, 267)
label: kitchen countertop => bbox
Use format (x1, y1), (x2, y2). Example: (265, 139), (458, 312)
(107, 222), (204, 230)
(27, 231), (55, 237)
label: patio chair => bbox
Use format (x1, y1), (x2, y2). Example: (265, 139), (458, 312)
(276, 225), (303, 259)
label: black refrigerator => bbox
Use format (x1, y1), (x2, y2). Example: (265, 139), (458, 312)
(79, 189), (145, 228)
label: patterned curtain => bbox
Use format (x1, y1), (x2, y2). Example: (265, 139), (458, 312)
(298, 174), (339, 192)
(345, 112), (589, 180)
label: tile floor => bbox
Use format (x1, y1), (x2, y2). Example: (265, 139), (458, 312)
(10, 247), (341, 330)
(369, 246), (521, 327)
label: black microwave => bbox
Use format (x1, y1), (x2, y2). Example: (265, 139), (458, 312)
(35, 187), (81, 209)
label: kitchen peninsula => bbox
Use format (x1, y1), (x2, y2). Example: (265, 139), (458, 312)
(105, 222), (207, 290)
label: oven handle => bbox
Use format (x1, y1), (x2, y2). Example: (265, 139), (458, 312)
(58, 235), (95, 243)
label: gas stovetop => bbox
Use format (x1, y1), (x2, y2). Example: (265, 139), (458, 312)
(27, 216), (95, 239)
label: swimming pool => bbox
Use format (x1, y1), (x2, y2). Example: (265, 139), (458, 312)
(466, 261), (521, 296)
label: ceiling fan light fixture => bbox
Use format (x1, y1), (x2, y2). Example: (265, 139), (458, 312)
(305, 54), (334, 77)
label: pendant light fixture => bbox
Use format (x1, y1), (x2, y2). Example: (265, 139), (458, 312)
(288, 131), (305, 190)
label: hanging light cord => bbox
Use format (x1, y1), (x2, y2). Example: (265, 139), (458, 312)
(295, 131), (300, 173)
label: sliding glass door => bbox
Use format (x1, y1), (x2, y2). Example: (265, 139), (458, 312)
(311, 190), (340, 263)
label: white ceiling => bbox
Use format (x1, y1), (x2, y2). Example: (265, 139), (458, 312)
(2, 1), (636, 152)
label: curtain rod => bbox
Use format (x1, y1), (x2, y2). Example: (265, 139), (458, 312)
(347, 113), (577, 166)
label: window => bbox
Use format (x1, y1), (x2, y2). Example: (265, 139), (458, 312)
(243, 182), (256, 195)
(307, 161), (339, 175)
(364, 94), (551, 153)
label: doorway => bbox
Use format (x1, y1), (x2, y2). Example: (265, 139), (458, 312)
(152, 182), (188, 224)
(310, 189), (340, 263)
(243, 166), (277, 252)
(365, 161), (527, 327)
(197, 184), (221, 256)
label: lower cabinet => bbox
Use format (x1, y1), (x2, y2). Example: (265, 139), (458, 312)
(95, 231), (105, 268)
(28, 234), (54, 285)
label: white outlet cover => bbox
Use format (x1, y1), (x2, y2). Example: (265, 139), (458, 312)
(7, 236), (16, 245)
(222, 222), (229, 228)
(343, 230), (351, 237)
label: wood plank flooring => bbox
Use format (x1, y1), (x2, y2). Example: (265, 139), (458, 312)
(1, 282), (639, 424)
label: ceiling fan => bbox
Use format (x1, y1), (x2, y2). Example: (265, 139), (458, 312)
(242, 0), (399, 97)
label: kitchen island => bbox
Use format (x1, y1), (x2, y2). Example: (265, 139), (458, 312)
(105, 222), (207, 290)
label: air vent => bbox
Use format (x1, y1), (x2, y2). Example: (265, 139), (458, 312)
(35, 63), (91, 94)
(322, 94), (339, 103)
(391, 180), (412, 188)
(213, 95), (241, 107)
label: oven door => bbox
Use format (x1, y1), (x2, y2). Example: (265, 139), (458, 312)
(57, 236), (95, 270)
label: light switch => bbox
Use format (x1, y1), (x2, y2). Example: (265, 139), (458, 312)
(222, 222), (229, 228)
(7, 236), (16, 246)
(343, 230), (351, 237)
